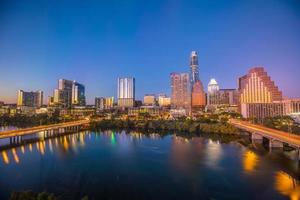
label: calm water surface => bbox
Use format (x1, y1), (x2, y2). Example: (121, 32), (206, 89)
(0, 131), (299, 200)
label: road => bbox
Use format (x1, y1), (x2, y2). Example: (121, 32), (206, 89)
(0, 120), (90, 139)
(229, 119), (300, 148)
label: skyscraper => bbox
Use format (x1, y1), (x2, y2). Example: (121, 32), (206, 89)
(170, 73), (190, 109)
(72, 82), (86, 106)
(238, 67), (282, 103)
(191, 80), (206, 108)
(189, 51), (206, 110)
(95, 97), (114, 111)
(207, 78), (220, 105)
(190, 51), (199, 86)
(17, 90), (43, 107)
(52, 79), (86, 108)
(117, 77), (135, 107)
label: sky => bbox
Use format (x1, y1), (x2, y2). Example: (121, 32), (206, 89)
(0, 0), (300, 104)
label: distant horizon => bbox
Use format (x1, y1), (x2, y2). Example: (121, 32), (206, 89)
(1, 0), (300, 104)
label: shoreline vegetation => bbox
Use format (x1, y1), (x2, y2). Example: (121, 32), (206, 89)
(90, 119), (239, 135)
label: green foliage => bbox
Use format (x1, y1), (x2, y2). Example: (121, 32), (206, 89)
(262, 116), (299, 134)
(91, 119), (238, 135)
(0, 113), (60, 128)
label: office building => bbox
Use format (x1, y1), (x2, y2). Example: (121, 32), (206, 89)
(189, 51), (206, 111)
(144, 94), (156, 106)
(72, 82), (86, 106)
(117, 77), (135, 107)
(190, 51), (199, 86)
(158, 94), (171, 107)
(170, 73), (190, 109)
(238, 67), (282, 104)
(52, 79), (86, 108)
(241, 99), (300, 120)
(95, 97), (114, 111)
(207, 78), (220, 105)
(17, 90), (43, 107)
(191, 80), (206, 108)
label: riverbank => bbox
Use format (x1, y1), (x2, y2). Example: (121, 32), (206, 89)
(90, 119), (239, 135)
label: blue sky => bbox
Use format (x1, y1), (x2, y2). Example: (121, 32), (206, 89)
(0, 0), (300, 104)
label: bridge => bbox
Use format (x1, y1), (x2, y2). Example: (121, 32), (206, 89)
(229, 119), (300, 160)
(0, 120), (90, 144)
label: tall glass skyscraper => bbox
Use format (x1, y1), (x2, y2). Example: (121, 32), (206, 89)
(190, 51), (199, 86)
(72, 82), (86, 106)
(51, 79), (86, 108)
(189, 51), (206, 111)
(117, 77), (135, 107)
(207, 78), (220, 105)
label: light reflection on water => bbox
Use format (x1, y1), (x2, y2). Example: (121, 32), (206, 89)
(0, 131), (299, 200)
(243, 150), (259, 173)
(275, 171), (300, 200)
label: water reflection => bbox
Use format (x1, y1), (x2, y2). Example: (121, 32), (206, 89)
(12, 148), (20, 164)
(1, 150), (9, 164)
(0, 131), (300, 200)
(243, 150), (259, 173)
(275, 171), (300, 200)
(0, 131), (89, 165)
(205, 139), (223, 168)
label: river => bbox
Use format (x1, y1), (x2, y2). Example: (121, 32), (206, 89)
(0, 130), (299, 200)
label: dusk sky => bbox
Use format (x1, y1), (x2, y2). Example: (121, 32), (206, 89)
(0, 0), (300, 104)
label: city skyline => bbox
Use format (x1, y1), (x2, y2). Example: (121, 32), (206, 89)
(1, 0), (300, 104)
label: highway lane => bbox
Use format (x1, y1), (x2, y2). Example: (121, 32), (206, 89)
(230, 119), (300, 148)
(0, 120), (90, 139)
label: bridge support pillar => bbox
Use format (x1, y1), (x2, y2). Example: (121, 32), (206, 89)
(269, 140), (283, 149)
(251, 133), (263, 144)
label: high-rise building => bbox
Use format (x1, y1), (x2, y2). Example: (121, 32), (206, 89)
(218, 89), (239, 105)
(158, 94), (171, 107)
(191, 80), (206, 108)
(207, 78), (220, 105)
(238, 67), (282, 104)
(189, 51), (206, 111)
(52, 79), (85, 108)
(190, 51), (199, 86)
(117, 77), (135, 107)
(72, 82), (86, 106)
(170, 73), (190, 109)
(17, 90), (43, 107)
(95, 97), (114, 111)
(143, 94), (156, 106)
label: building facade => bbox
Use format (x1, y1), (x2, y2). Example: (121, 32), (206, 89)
(207, 78), (220, 105)
(190, 51), (199, 86)
(191, 80), (206, 109)
(143, 94), (156, 106)
(170, 73), (190, 109)
(241, 99), (300, 119)
(117, 77), (135, 107)
(17, 90), (43, 107)
(238, 67), (282, 104)
(51, 79), (86, 108)
(95, 97), (114, 111)
(158, 94), (171, 107)
(72, 82), (86, 106)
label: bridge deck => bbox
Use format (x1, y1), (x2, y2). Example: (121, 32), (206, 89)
(229, 119), (300, 148)
(0, 120), (90, 139)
